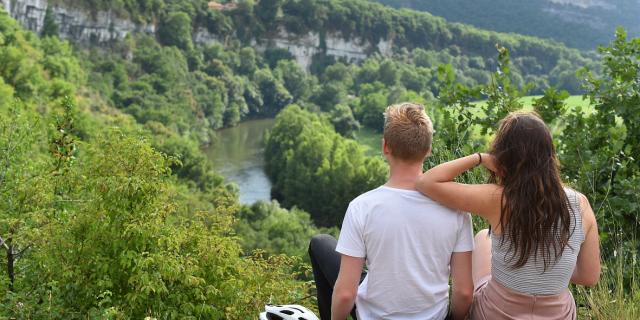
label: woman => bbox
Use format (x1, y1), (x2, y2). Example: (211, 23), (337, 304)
(416, 112), (600, 319)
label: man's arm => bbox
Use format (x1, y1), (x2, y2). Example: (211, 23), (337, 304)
(450, 251), (473, 320)
(331, 255), (365, 320)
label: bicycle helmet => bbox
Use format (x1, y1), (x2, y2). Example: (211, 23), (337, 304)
(259, 304), (319, 320)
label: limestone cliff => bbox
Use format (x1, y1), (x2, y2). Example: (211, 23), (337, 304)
(0, 0), (392, 70)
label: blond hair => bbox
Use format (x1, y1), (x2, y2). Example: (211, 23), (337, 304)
(383, 102), (433, 162)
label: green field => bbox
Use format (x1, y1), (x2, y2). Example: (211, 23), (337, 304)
(471, 95), (592, 111)
(354, 126), (383, 156)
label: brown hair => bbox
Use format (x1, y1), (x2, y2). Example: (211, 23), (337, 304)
(383, 103), (433, 162)
(489, 111), (573, 270)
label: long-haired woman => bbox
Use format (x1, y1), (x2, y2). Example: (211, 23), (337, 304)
(416, 112), (600, 319)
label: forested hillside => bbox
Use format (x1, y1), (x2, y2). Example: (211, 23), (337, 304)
(0, 11), (310, 318)
(375, 0), (640, 50)
(37, 0), (597, 146)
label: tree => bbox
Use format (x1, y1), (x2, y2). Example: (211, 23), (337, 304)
(256, 0), (285, 30)
(235, 201), (335, 259)
(324, 63), (353, 87)
(557, 29), (640, 250)
(275, 60), (311, 101)
(265, 105), (387, 226)
(238, 47), (258, 75)
(330, 103), (360, 138)
(41, 6), (59, 38)
(0, 103), (48, 293)
(254, 68), (293, 115)
(378, 59), (399, 86)
(313, 82), (347, 111)
(359, 90), (388, 131)
(157, 12), (193, 51)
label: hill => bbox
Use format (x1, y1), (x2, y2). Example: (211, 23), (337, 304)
(374, 0), (640, 49)
(0, 9), (309, 318)
(0, 0), (600, 141)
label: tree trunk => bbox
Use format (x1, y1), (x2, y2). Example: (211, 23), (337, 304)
(6, 237), (14, 291)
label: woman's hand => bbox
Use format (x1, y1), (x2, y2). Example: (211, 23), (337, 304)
(480, 153), (499, 173)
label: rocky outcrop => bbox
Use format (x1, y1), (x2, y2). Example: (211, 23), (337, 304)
(1, 0), (155, 43)
(0, 0), (392, 70)
(547, 0), (614, 9)
(248, 29), (391, 70)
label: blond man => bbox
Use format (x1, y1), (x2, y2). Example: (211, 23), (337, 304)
(309, 103), (474, 320)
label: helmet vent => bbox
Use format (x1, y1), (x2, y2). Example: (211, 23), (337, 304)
(267, 314), (284, 320)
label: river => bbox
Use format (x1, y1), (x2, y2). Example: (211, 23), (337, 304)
(204, 118), (275, 204)
(205, 118), (382, 204)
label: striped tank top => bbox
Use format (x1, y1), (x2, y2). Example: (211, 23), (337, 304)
(491, 188), (585, 295)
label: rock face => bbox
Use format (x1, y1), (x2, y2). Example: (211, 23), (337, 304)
(248, 29), (389, 70)
(1, 0), (155, 43)
(0, 0), (392, 70)
(547, 0), (613, 9)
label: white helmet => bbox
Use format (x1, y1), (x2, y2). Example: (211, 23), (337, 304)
(259, 304), (319, 320)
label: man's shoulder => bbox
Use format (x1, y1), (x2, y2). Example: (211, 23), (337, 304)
(349, 187), (464, 216)
(350, 187), (385, 205)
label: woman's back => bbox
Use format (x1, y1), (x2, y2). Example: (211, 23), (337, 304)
(491, 188), (585, 295)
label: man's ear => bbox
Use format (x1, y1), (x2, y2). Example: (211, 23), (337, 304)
(425, 146), (432, 158)
(382, 138), (391, 155)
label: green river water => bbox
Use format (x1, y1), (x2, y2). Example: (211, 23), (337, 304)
(204, 118), (275, 204)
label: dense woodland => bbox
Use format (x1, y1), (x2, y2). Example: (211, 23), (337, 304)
(376, 0), (640, 50)
(0, 11), (313, 318)
(0, 0), (639, 318)
(61, 0), (601, 146)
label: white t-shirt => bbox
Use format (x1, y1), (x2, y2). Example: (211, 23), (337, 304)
(336, 186), (474, 320)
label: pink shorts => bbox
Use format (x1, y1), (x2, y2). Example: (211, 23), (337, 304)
(470, 275), (577, 320)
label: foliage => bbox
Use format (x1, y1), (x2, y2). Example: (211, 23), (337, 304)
(84, 35), (312, 144)
(556, 28), (640, 256)
(158, 11), (194, 51)
(375, 0), (640, 50)
(0, 13), (311, 319)
(53, 0), (602, 152)
(32, 131), (308, 319)
(265, 105), (387, 227)
(236, 201), (338, 259)
(42, 6), (59, 38)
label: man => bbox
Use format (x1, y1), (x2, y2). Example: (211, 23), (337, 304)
(308, 103), (474, 320)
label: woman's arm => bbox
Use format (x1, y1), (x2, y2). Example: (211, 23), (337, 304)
(416, 153), (502, 222)
(571, 193), (601, 286)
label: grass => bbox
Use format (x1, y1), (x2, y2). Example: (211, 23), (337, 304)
(471, 95), (592, 112)
(575, 247), (640, 319)
(353, 126), (383, 156)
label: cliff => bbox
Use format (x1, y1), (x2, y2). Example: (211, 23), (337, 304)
(0, 0), (392, 70)
(1, 0), (155, 43)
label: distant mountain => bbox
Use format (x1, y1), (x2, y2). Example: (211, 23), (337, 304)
(374, 0), (640, 49)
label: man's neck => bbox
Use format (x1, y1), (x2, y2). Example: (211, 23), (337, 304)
(384, 160), (424, 191)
